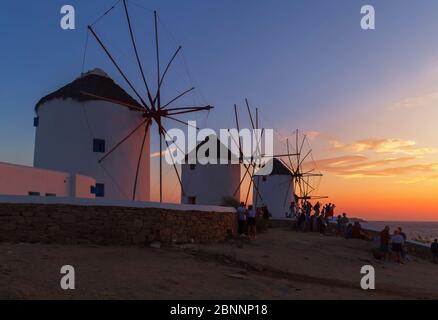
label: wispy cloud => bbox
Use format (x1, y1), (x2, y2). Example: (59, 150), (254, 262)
(310, 155), (438, 179)
(330, 138), (437, 156)
(391, 91), (438, 110)
(151, 146), (178, 159)
(396, 175), (438, 184)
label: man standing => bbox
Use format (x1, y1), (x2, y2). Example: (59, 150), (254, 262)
(380, 226), (390, 262)
(237, 202), (247, 236)
(431, 239), (438, 264)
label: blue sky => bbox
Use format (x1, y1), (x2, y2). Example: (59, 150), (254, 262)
(2, 0), (438, 216)
(1, 0), (437, 165)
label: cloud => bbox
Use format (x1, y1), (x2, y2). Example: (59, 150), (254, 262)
(330, 138), (437, 156)
(396, 175), (438, 184)
(309, 155), (438, 179)
(151, 146), (178, 159)
(391, 92), (438, 110)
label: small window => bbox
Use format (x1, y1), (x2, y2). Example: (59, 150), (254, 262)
(93, 139), (106, 153)
(95, 183), (105, 197)
(28, 192), (41, 196)
(45, 193), (56, 197)
(33, 117), (39, 127)
(90, 186), (96, 194)
(190, 164), (196, 171)
(188, 196), (196, 205)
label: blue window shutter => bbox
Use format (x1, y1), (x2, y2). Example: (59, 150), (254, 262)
(95, 183), (105, 197)
(93, 139), (106, 153)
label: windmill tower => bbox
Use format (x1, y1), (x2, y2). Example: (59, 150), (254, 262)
(253, 158), (294, 219)
(181, 135), (241, 206)
(35, 1), (213, 202)
(34, 68), (150, 201)
(252, 130), (327, 219)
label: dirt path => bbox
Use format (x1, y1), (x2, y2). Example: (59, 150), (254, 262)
(0, 228), (436, 299)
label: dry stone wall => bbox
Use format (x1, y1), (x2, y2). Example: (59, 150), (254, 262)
(0, 203), (237, 245)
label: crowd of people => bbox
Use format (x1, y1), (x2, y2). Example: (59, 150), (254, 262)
(237, 200), (438, 265)
(294, 201), (337, 234)
(237, 202), (271, 240)
(375, 226), (409, 264)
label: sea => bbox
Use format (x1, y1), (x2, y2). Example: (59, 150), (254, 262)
(362, 221), (438, 244)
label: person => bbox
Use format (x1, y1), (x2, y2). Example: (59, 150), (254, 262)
(247, 205), (257, 239)
(313, 202), (321, 216)
(391, 230), (405, 264)
(345, 223), (353, 239)
(297, 210), (305, 231)
(237, 202), (247, 236)
(289, 201), (296, 219)
(262, 204), (271, 224)
(398, 227), (407, 261)
(351, 221), (362, 239)
(312, 213), (319, 232)
(304, 209), (311, 232)
(318, 214), (327, 234)
(431, 239), (438, 264)
(380, 226), (390, 261)
(340, 213), (349, 236)
(336, 215), (342, 236)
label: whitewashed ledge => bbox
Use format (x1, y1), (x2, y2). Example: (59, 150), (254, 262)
(0, 195), (236, 213)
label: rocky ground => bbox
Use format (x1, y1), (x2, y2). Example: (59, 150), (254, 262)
(1, 227), (437, 300)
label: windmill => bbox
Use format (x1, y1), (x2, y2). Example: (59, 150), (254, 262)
(82, 0), (213, 202)
(231, 99), (299, 206)
(281, 130), (328, 208)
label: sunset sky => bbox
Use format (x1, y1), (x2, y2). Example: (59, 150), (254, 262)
(0, 0), (437, 221)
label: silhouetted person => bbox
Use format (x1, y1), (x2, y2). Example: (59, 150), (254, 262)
(237, 202), (247, 236)
(431, 239), (438, 264)
(247, 205), (257, 239)
(380, 226), (390, 261)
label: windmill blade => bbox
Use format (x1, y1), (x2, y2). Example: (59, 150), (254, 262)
(166, 105), (214, 116)
(154, 11), (161, 110)
(158, 125), (163, 202)
(160, 87), (195, 109)
(301, 176), (315, 192)
(80, 91), (145, 112)
(295, 129), (300, 175)
(298, 149), (312, 168)
(98, 118), (149, 164)
(88, 25), (151, 112)
(122, 0), (155, 108)
(245, 98), (256, 130)
(245, 168), (254, 205)
(132, 120), (151, 200)
(252, 175), (264, 207)
(286, 138), (295, 173)
(162, 132), (186, 197)
(299, 134), (307, 161)
(233, 164), (249, 197)
(283, 179), (293, 207)
(263, 153), (299, 158)
(154, 46), (182, 107)
(233, 105), (244, 162)
(163, 115), (200, 130)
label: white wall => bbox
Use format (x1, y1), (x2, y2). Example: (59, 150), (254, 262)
(0, 162), (95, 198)
(34, 99), (150, 201)
(253, 175), (294, 219)
(181, 164), (241, 206)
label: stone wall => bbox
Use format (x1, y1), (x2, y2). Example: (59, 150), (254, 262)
(0, 203), (237, 245)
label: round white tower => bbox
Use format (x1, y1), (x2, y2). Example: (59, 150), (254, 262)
(181, 136), (241, 206)
(33, 69), (150, 201)
(253, 158), (294, 219)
